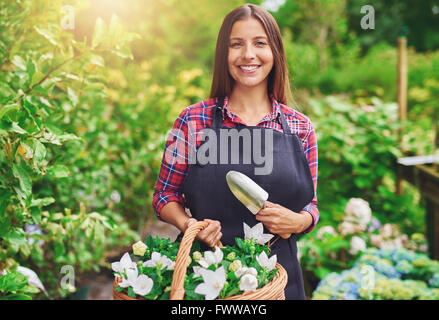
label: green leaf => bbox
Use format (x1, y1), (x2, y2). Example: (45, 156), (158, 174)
(12, 164), (32, 198)
(23, 98), (41, 129)
(92, 18), (107, 49)
(10, 122), (27, 134)
(31, 197), (55, 207)
(127, 287), (136, 298)
(4, 228), (27, 246)
(0, 293), (32, 300)
(48, 164), (70, 178)
(108, 14), (123, 43)
(87, 54), (105, 67)
(31, 71), (45, 87)
(0, 104), (20, 120)
(33, 139), (46, 164)
(29, 206), (41, 224)
(34, 26), (59, 46)
(26, 59), (36, 81)
(111, 47), (133, 60)
(11, 55), (26, 70)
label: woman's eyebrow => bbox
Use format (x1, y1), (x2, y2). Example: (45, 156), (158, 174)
(230, 36), (268, 40)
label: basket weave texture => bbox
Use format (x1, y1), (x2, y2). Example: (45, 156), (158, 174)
(113, 221), (288, 300)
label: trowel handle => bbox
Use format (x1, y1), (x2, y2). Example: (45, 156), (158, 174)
(261, 202), (292, 239)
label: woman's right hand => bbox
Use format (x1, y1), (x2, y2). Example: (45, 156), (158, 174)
(185, 218), (222, 248)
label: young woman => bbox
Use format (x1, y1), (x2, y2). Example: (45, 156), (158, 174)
(152, 3), (318, 300)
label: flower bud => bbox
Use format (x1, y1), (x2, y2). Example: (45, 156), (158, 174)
(192, 251), (202, 261)
(226, 252), (236, 261)
(132, 241), (148, 256)
(228, 260), (242, 273)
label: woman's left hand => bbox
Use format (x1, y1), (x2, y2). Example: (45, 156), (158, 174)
(255, 201), (312, 235)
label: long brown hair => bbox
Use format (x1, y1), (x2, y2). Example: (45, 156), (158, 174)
(209, 3), (293, 106)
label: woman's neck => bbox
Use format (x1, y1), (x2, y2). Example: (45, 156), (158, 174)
(228, 84), (272, 115)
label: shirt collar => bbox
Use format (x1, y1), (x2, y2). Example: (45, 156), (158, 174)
(221, 94), (281, 123)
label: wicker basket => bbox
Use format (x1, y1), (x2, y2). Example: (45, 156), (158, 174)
(113, 221), (288, 300)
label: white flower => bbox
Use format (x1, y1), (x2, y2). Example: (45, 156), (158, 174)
(167, 259), (175, 271)
(118, 267), (139, 288)
(132, 274), (153, 296)
(235, 267), (258, 278)
(349, 236), (366, 255)
(316, 226), (337, 240)
(111, 252), (137, 274)
(256, 251), (277, 271)
(132, 241), (148, 256)
(198, 246), (223, 268)
(194, 266), (226, 300)
(381, 224), (395, 238)
(338, 221), (362, 235)
(110, 190), (121, 203)
(17, 266), (48, 297)
(192, 266), (208, 279)
(345, 198), (372, 226)
(143, 252), (174, 270)
(243, 222), (274, 245)
(239, 274), (258, 292)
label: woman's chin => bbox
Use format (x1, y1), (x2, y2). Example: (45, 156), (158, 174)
(234, 79), (266, 89)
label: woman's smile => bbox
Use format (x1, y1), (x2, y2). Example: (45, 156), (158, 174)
(238, 64), (261, 73)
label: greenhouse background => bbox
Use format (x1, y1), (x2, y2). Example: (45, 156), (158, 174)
(1, 0), (438, 300)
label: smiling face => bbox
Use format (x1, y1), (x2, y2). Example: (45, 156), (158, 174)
(227, 17), (274, 91)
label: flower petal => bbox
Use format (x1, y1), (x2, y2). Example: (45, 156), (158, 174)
(111, 262), (121, 273)
(243, 222), (251, 239)
(257, 233), (274, 245)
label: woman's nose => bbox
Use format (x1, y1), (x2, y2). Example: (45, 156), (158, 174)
(242, 43), (256, 60)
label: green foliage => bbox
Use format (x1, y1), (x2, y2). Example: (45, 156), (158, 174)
(0, 269), (41, 300)
(0, 0), (139, 299)
(307, 96), (400, 210)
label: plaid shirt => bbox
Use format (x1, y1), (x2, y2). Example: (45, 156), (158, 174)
(152, 95), (319, 234)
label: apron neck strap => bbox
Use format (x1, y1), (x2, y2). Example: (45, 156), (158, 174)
(278, 106), (291, 134)
(212, 97), (225, 129)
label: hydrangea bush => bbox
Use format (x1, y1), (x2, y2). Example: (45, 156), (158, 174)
(299, 197), (428, 282)
(312, 247), (439, 300)
(112, 223), (279, 300)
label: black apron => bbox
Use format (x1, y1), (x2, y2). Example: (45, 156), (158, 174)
(181, 97), (315, 300)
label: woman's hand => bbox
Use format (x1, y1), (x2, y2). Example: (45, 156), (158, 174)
(185, 218), (222, 248)
(255, 201), (312, 235)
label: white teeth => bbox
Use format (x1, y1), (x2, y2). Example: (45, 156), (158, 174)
(239, 66), (259, 71)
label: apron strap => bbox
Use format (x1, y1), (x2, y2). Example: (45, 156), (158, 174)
(278, 107), (292, 135)
(212, 97), (225, 129)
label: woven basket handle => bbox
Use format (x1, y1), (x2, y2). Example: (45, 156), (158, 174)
(169, 220), (222, 300)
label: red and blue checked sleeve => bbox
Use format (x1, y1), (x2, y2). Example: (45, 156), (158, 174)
(300, 121), (319, 234)
(152, 108), (191, 220)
